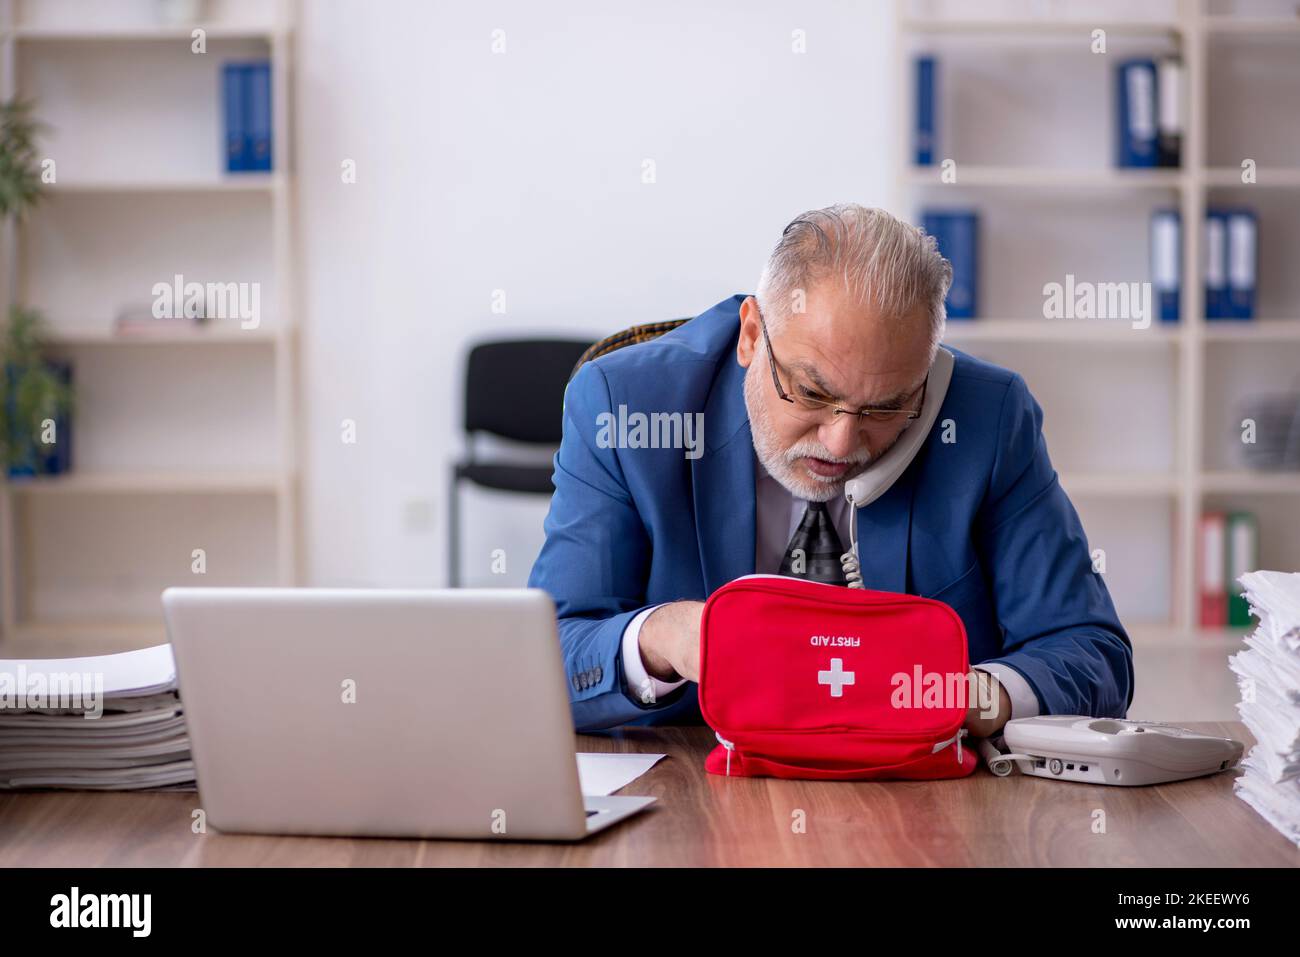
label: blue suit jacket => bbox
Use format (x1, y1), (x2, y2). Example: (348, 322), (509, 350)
(528, 294), (1135, 732)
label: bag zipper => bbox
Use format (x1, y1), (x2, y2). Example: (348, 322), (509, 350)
(716, 726), (968, 775)
(931, 727), (968, 764)
(715, 731), (736, 776)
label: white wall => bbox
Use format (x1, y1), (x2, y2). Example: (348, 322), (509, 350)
(295, 0), (897, 587)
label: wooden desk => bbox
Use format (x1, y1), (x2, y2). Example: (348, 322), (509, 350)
(0, 721), (1294, 866)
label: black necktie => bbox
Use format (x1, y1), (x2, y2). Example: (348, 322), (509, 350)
(779, 501), (848, 585)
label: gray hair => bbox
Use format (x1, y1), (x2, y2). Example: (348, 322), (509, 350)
(755, 204), (951, 357)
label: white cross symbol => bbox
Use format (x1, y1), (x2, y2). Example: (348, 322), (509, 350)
(818, 658), (855, 698)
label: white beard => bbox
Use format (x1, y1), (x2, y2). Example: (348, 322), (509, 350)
(742, 362), (873, 503)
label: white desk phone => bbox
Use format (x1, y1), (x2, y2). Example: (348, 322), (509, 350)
(833, 347), (1246, 786)
(980, 717), (1244, 786)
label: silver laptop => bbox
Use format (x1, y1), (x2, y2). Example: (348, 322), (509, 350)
(161, 587), (655, 841)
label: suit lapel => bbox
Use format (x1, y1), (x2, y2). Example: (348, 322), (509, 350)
(690, 350), (756, 595)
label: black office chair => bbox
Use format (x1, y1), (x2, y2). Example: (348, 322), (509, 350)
(449, 338), (594, 587)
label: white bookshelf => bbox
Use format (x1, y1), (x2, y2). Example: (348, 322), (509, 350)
(11, 24), (285, 42)
(0, 0), (299, 654)
(46, 174), (285, 193)
(903, 166), (1189, 188)
(896, 0), (1300, 640)
(942, 318), (1181, 343)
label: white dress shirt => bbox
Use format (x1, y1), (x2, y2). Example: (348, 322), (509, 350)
(620, 451), (1040, 726)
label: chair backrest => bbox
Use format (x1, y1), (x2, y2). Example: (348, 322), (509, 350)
(567, 318), (691, 383)
(463, 338), (593, 444)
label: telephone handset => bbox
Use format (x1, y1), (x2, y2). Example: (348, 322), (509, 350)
(840, 346), (955, 588)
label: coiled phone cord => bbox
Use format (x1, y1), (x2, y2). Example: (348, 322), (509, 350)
(841, 489), (865, 589)
(976, 737), (1035, 777)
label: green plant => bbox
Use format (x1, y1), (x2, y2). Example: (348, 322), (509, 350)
(0, 99), (65, 475)
(0, 306), (74, 474)
(0, 99), (43, 220)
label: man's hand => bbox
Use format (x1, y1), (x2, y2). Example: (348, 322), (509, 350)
(964, 670), (1012, 738)
(638, 600), (706, 683)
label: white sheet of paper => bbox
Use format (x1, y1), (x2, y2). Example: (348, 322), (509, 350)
(0, 644), (177, 698)
(576, 752), (666, 796)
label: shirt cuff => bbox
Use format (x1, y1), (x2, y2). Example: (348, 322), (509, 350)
(621, 604), (687, 706)
(973, 663), (1040, 722)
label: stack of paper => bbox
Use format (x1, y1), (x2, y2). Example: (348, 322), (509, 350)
(0, 644), (195, 790)
(1228, 569), (1300, 847)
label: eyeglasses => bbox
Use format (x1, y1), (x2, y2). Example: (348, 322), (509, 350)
(757, 308), (929, 426)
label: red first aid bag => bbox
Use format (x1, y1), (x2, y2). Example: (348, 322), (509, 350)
(698, 575), (980, 781)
